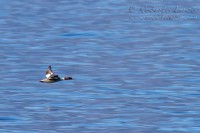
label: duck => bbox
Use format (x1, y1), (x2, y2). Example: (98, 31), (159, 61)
(40, 66), (72, 83)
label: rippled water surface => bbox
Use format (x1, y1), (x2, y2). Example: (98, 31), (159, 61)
(1, 0), (200, 132)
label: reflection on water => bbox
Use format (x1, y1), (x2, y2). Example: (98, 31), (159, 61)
(0, 0), (200, 132)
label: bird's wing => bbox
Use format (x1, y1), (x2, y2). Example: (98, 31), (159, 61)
(46, 66), (55, 78)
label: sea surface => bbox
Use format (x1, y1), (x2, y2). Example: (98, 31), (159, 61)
(0, 0), (200, 133)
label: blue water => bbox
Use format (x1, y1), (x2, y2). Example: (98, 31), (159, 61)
(1, 0), (200, 132)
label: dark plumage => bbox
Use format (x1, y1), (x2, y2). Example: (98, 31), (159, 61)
(40, 66), (72, 83)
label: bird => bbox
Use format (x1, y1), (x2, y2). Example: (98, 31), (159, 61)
(40, 66), (72, 83)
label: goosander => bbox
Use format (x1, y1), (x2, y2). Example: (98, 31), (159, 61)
(40, 66), (72, 83)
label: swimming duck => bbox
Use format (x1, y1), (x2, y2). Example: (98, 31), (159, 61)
(40, 66), (72, 83)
